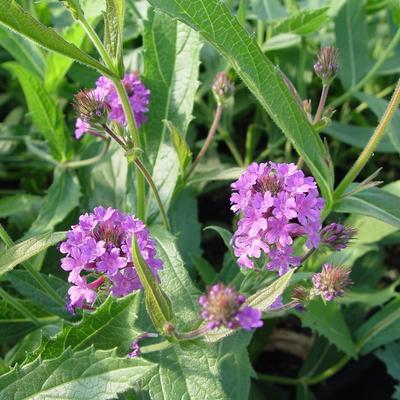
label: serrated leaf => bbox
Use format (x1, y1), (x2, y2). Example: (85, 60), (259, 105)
(4, 62), (70, 161)
(298, 299), (356, 356)
(356, 297), (400, 354)
(143, 8), (202, 219)
(0, 0), (112, 76)
(0, 347), (156, 400)
(271, 7), (329, 36)
(334, 186), (400, 229)
(26, 169), (81, 236)
(146, 0), (333, 205)
(0, 231), (66, 278)
(375, 343), (400, 381)
(36, 294), (141, 361)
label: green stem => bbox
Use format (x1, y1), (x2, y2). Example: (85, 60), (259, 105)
(313, 84), (330, 124)
(257, 20), (265, 47)
(63, 139), (110, 169)
(330, 29), (400, 109)
(0, 287), (42, 326)
(0, 225), (65, 307)
(134, 159), (170, 231)
(334, 79), (400, 200)
(140, 340), (172, 354)
(219, 127), (244, 166)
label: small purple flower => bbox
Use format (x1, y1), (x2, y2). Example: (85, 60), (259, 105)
(320, 223), (357, 251)
(60, 206), (163, 312)
(314, 47), (339, 83)
(74, 73), (150, 139)
(231, 162), (324, 275)
(199, 284), (263, 331)
(128, 341), (141, 358)
(312, 264), (352, 301)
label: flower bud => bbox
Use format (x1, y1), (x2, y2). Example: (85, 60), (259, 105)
(73, 90), (109, 126)
(321, 223), (357, 251)
(312, 264), (352, 301)
(314, 47), (339, 84)
(212, 72), (234, 105)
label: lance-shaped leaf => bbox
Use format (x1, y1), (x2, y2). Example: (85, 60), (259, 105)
(0, 0), (113, 76)
(0, 232), (66, 278)
(146, 0), (334, 205)
(0, 347), (156, 400)
(131, 236), (174, 332)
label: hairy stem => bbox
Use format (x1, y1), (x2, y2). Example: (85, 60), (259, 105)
(334, 79), (400, 200)
(314, 84), (330, 124)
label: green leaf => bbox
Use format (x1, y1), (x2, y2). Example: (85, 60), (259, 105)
(375, 342), (400, 381)
(165, 120), (192, 175)
(204, 225), (233, 255)
(0, 194), (42, 219)
(335, 0), (371, 89)
(26, 169), (81, 236)
(356, 297), (400, 354)
(189, 166), (244, 184)
(324, 120), (396, 153)
(44, 22), (88, 92)
(3, 62), (70, 161)
(145, 0), (334, 204)
(6, 270), (69, 317)
(0, 231), (66, 278)
(36, 294), (141, 361)
(143, 8), (202, 216)
(0, 0), (112, 76)
(334, 186), (400, 229)
(271, 7), (329, 36)
(298, 299), (356, 356)
(0, 25), (44, 77)
(131, 235), (174, 332)
(0, 347), (156, 400)
(250, 0), (286, 20)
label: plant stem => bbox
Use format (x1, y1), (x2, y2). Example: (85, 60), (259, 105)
(314, 84), (330, 124)
(334, 79), (400, 200)
(134, 158), (170, 231)
(140, 340), (172, 354)
(0, 224), (65, 307)
(186, 104), (224, 179)
(64, 140), (111, 169)
(176, 325), (210, 340)
(330, 29), (400, 109)
(0, 287), (42, 326)
(220, 127), (244, 166)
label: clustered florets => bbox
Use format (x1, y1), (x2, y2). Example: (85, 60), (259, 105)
(75, 72), (150, 139)
(60, 206), (162, 313)
(321, 223), (356, 251)
(230, 162), (324, 275)
(312, 263), (352, 301)
(314, 47), (339, 84)
(199, 284), (263, 330)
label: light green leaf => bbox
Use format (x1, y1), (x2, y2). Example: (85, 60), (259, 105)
(4, 62), (70, 161)
(0, 231), (66, 279)
(143, 8), (202, 217)
(271, 7), (329, 36)
(189, 166), (244, 184)
(0, 194), (42, 219)
(45, 22), (88, 92)
(298, 299), (356, 356)
(146, 0), (334, 204)
(0, 25), (44, 77)
(250, 0), (286, 20)
(0, 347), (156, 400)
(26, 169), (81, 236)
(357, 297), (400, 354)
(0, 0), (112, 76)
(204, 225), (233, 254)
(335, 0), (371, 89)
(334, 186), (400, 229)
(35, 294), (141, 361)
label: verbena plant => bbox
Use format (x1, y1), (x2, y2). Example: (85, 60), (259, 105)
(0, 0), (399, 399)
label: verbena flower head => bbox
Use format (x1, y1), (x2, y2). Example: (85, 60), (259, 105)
(312, 264), (352, 301)
(321, 223), (356, 251)
(212, 72), (234, 105)
(199, 284), (263, 331)
(60, 206), (163, 313)
(75, 72), (150, 139)
(314, 47), (339, 84)
(73, 90), (109, 127)
(231, 162), (324, 275)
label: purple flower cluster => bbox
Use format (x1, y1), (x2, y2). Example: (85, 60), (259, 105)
(60, 206), (163, 312)
(199, 284), (263, 331)
(231, 162), (324, 275)
(312, 263), (352, 301)
(320, 223), (356, 251)
(75, 72), (150, 139)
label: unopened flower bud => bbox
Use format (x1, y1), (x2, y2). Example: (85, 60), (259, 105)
(199, 284), (262, 331)
(314, 47), (339, 84)
(73, 90), (109, 126)
(212, 72), (234, 105)
(321, 223), (357, 251)
(292, 286), (310, 303)
(312, 264), (352, 301)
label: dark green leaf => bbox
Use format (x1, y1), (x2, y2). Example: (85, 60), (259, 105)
(0, 347), (156, 400)
(250, 0), (286, 20)
(375, 343), (400, 380)
(0, 194), (42, 219)
(146, 0), (334, 204)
